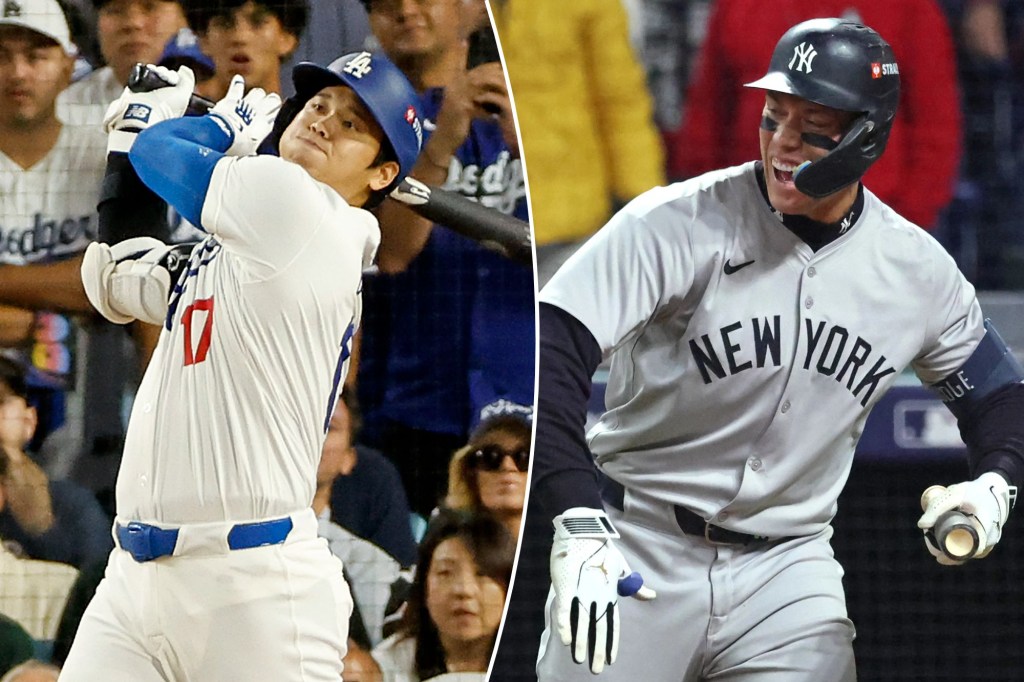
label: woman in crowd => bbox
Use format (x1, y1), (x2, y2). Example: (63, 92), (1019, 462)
(370, 510), (515, 682)
(444, 413), (530, 540)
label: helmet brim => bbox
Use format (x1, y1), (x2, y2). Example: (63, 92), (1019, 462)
(743, 72), (797, 96)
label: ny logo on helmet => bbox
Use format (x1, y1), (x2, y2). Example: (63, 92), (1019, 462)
(343, 52), (374, 79)
(788, 42), (817, 74)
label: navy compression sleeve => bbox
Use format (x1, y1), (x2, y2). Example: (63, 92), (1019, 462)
(129, 117), (233, 229)
(533, 303), (606, 520)
(959, 381), (1024, 488)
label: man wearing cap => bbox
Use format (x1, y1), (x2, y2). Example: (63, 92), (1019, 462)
(0, 0), (107, 460)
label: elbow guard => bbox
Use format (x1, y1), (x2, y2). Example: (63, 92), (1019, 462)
(82, 238), (194, 326)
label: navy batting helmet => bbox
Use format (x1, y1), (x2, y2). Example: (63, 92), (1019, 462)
(269, 51), (423, 189)
(745, 19), (900, 198)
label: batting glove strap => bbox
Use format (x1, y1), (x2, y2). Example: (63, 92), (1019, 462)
(208, 75), (283, 157)
(553, 507), (620, 540)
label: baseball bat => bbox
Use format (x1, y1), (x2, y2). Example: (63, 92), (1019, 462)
(126, 64), (534, 267)
(920, 485), (981, 561)
(387, 178), (533, 266)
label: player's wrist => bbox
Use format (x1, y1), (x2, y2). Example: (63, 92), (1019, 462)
(553, 507), (618, 540)
(107, 129), (139, 155)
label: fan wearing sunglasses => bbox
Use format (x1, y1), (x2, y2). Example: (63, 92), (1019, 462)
(445, 412), (531, 540)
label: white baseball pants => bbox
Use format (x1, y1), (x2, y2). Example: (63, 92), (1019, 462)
(60, 509), (352, 681)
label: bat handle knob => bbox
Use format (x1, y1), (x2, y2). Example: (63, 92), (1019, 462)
(932, 510), (981, 561)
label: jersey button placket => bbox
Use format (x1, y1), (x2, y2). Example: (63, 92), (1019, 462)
(748, 457), (762, 471)
(781, 400), (791, 413)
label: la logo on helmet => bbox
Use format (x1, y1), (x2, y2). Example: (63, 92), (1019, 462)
(343, 52), (374, 79)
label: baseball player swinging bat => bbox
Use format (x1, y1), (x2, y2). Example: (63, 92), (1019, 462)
(127, 64), (533, 267)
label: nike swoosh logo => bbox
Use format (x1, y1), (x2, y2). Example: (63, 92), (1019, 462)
(724, 258), (755, 275)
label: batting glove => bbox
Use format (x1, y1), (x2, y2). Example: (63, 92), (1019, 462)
(81, 237), (193, 326)
(550, 507), (656, 674)
(918, 472), (1017, 565)
(103, 65), (196, 154)
(208, 75), (282, 157)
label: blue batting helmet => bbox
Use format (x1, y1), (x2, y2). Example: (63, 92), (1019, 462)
(289, 51), (423, 185)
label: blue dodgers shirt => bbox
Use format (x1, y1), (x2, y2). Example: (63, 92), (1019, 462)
(361, 86), (534, 438)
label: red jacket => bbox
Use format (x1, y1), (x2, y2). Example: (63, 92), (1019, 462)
(667, 0), (961, 229)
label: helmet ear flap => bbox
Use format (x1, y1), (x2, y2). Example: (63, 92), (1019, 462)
(264, 97), (305, 156)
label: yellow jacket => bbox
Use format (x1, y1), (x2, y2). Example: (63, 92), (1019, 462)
(495, 0), (666, 245)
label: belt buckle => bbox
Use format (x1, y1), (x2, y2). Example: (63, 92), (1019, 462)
(703, 521), (732, 546)
(122, 522), (155, 562)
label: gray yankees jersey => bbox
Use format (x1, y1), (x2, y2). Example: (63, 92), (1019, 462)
(539, 161), (983, 536)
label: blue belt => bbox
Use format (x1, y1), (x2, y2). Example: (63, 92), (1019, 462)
(115, 517), (294, 562)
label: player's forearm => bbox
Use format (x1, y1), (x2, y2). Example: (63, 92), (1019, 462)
(0, 256), (92, 313)
(130, 117), (229, 228)
(99, 152), (172, 244)
(0, 305), (35, 345)
(959, 382), (1024, 489)
(2, 450), (55, 535)
(533, 303), (607, 518)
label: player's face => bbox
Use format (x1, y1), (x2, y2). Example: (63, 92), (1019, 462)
(472, 429), (528, 516)
(759, 92), (859, 222)
(279, 85), (400, 206)
(425, 537), (506, 645)
(369, 0), (464, 65)
(0, 28), (73, 128)
(199, 2), (297, 95)
(97, 0), (186, 84)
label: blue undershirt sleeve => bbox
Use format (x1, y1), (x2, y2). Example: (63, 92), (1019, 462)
(128, 117), (234, 229)
(533, 303), (606, 520)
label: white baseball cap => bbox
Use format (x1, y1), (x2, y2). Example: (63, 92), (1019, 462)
(0, 0), (76, 55)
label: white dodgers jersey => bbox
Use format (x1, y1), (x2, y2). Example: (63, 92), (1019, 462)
(541, 162), (984, 537)
(0, 124), (105, 264)
(117, 155), (380, 523)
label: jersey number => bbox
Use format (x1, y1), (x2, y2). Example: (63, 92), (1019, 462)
(183, 297), (214, 366)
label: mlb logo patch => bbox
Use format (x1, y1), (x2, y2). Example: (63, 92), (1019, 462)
(871, 63), (882, 79)
(124, 103), (152, 123)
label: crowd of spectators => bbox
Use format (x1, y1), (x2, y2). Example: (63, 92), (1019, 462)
(0, 0), (532, 678)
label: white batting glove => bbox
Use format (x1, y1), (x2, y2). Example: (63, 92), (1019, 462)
(207, 75), (282, 157)
(103, 65), (196, 154)
(550, 508), (656, 674)
(81, 237), (191, 326)
(917, 472), (1016, 565)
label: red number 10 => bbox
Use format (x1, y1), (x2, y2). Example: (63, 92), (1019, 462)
(182, 297), (214, 366)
